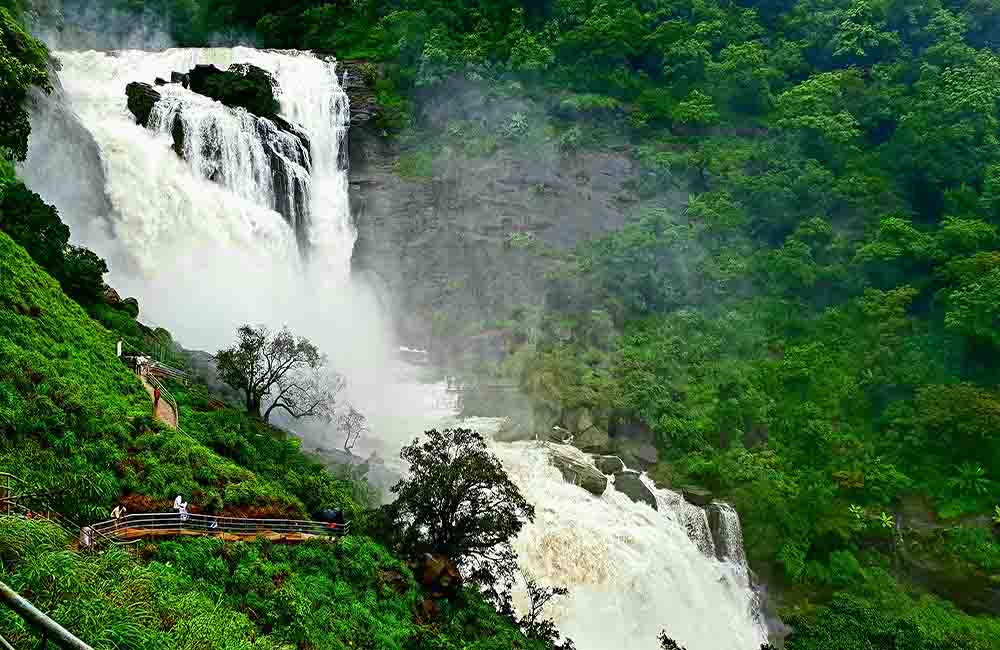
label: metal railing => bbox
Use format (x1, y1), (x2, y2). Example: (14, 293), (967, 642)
(0, 581), (93, 650)
(89, 512), (349, 543)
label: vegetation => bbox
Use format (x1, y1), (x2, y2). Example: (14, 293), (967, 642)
(385, 427), (534, 583)
(215, 324), (343, 422)
(0, 214), (552, 649)
(9, 0), (1000, 645)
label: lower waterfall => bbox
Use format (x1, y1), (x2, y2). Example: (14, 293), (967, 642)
(21, 46), (767, 650)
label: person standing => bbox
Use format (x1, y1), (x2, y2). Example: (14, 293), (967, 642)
(173, 494), (187, 519)
(153, 384), (161, 416)
(111, 504), (127, 530)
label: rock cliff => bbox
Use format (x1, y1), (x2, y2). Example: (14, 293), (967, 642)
(344, 75), (684, 349)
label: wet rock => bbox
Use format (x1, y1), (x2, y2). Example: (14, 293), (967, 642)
(573, 426), (611, 453)
(154, 77), (167, 86)
(614, 470), (658, 510)
(592, 455), (625, 475)
(615, 440), (659, 468)
(682, 486), (713, 507)
(707, 502), (746, 565)
(335, 60), (381, 126)
(187, 63), (280, 119)
(170, 71), (189, 87)
(125, 82), (160, 127)
(549, 446), (607, 496)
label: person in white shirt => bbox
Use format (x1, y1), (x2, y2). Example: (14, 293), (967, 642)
(173, 495), (188, 522)
(111, 505), (126, 530)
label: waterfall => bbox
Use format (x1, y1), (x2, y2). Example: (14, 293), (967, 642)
(708, 502), (749, 570)
(147, 87), (313, 245)
(485, 433), (766, 650)
(22, 47), (766, 650)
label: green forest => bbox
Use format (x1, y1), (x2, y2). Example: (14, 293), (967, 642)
(5, 0), (1000, 647)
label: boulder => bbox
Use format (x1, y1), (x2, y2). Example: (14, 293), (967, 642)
(187, 63), (280, 119)
(170, 71), (189, 87)
(154, 77), (167, 86)
(125, 82), (161, 127)
(549, 446), (607, 496)
(615, 440), (659, 468)
(573, 426), (611, 453)
(614, 470), (658, 510)
(592, 455), (625, 475)
(681, 486), (713, 507)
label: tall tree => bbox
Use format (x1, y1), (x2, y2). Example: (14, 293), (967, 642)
(215, 324), (343, 422)
(388, 427), (534, 583)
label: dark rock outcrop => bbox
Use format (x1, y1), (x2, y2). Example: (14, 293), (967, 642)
(125, 81), (160, 127)
(614, 470), (658, 510)
(102, 285), (121, 306)
(335, 60), (380, 126)
(593, 455), (625, 475)
(170, 71), (189, 88)
(549, 446), (607, 496)
(186, 63), (280, 119)
(121, 297), (139, 318)
(682, 486), (713, 507)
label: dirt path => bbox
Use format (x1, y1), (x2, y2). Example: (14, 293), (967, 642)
(139, 375), (178, 428)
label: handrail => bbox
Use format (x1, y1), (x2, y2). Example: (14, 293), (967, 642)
(0, 580), (93, 650)
(88, 512), (349, 543)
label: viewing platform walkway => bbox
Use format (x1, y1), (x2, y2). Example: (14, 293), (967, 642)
(86, 512), (350, 545)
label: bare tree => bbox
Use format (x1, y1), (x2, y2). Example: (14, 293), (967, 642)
(337, 404), (369, 452)
(215, 324), (343, 422)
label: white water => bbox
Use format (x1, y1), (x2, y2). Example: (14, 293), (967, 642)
(24, 47), (766, 650)
(147, 85), (312, 234)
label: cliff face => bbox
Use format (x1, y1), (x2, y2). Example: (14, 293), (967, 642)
(345, 82), (670, 347)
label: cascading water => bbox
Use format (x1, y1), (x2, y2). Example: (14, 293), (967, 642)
(483, 431), (766, 650)
(23, 47), (767, 650)
(648, 483), (718, 559)
(708, 502), (749, 569)
(147, 86), (313, 243)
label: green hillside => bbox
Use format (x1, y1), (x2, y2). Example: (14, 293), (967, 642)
(0, 228), (549, 650)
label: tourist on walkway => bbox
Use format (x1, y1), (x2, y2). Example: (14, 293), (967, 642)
(111, 504), (126, 530)
(153, 384), (161, 415)
(173, 495), (187, 524)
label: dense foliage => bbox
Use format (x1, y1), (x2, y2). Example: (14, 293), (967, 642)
(0, 181), (109, 305)
(386, 427), (534, 583)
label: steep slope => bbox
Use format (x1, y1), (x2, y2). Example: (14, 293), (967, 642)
(0, 229), (554, 650)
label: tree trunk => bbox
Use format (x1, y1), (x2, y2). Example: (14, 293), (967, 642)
(246, 393), (262, 418)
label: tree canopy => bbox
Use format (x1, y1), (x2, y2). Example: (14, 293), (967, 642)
(388, 427), (534, 583)
(215, 324), (343, 422)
